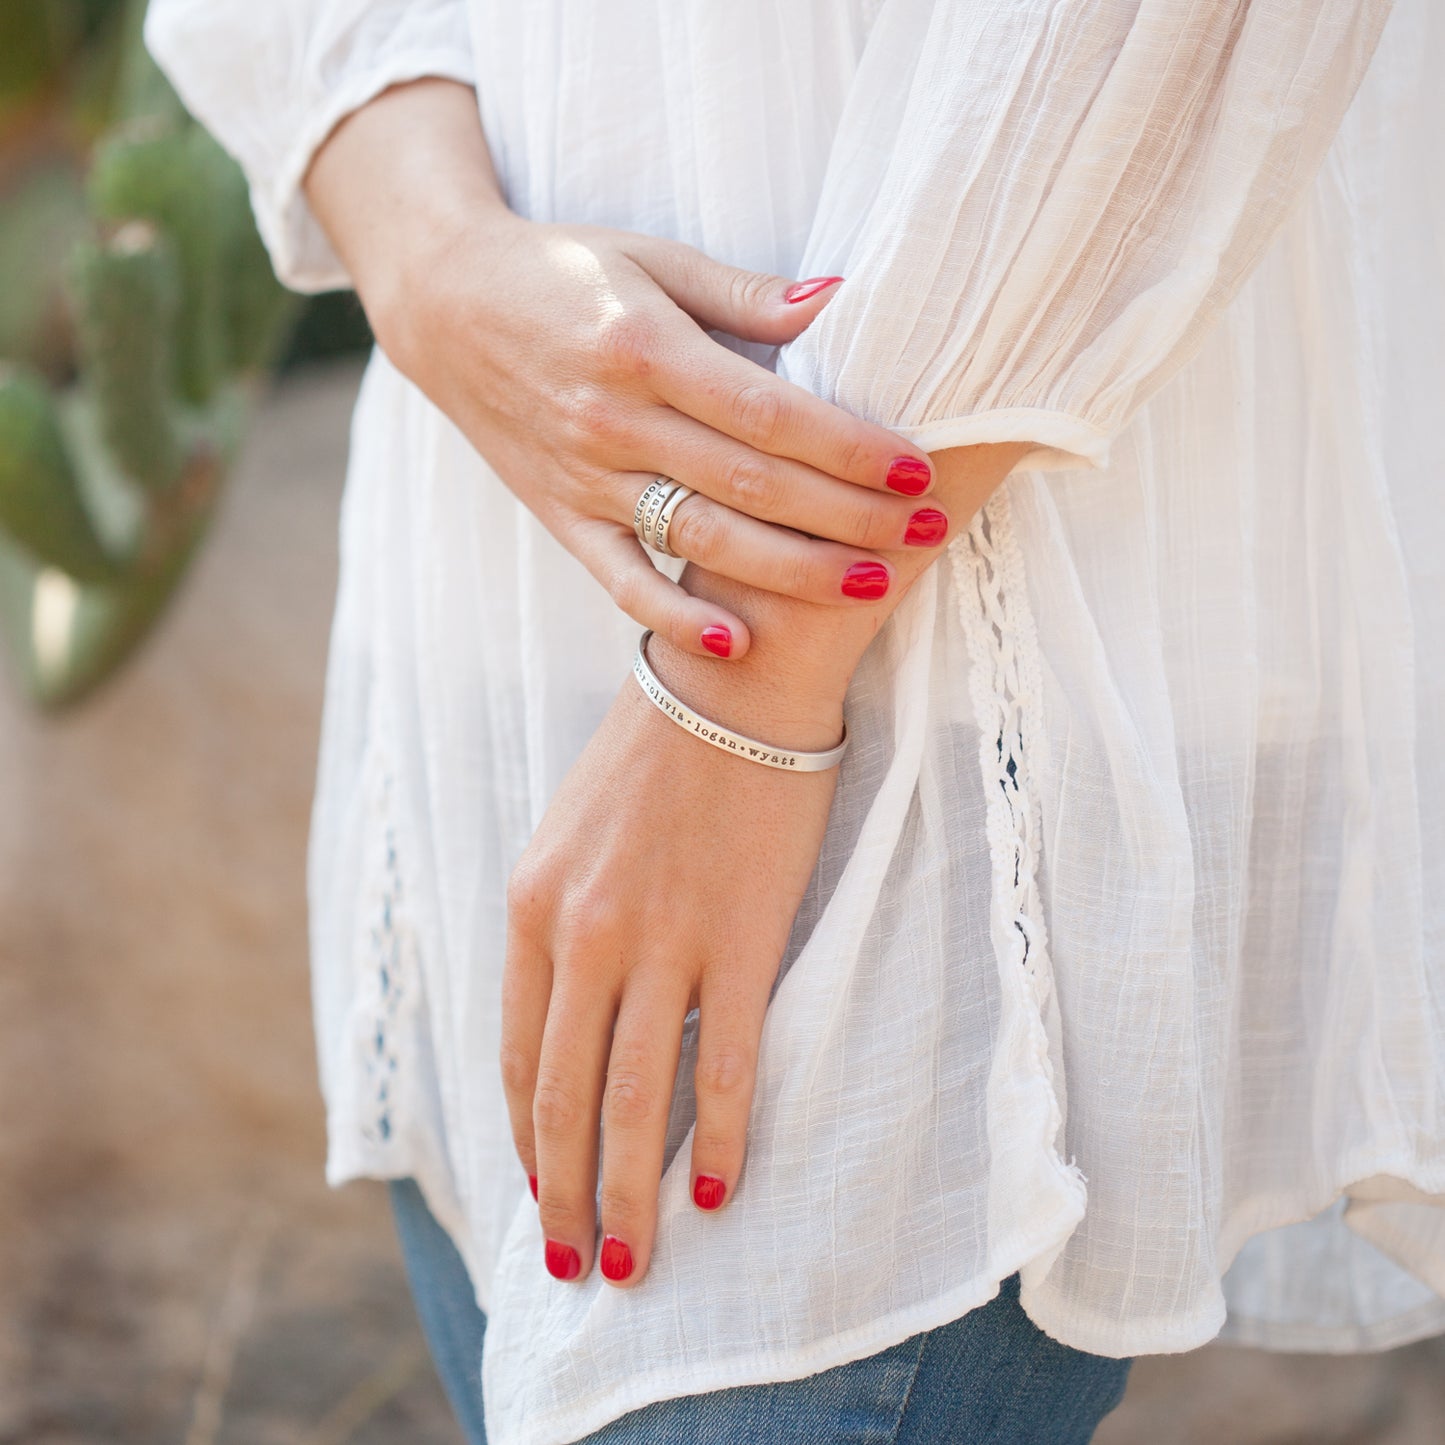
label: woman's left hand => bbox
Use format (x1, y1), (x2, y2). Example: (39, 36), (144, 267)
(500, 669), (841, 1288)
(499, 440), (1031, 1287)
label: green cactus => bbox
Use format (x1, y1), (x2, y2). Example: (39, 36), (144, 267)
(0, 165), (87, 371)
(0, 0), (302, 709)
(0, 363), (114, 582)
(69, 220), (185, 493)
(88, 121), (231, 406)
(215, 154), (297, 375)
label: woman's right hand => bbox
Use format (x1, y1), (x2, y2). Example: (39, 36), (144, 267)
(304, 79), (946, 660)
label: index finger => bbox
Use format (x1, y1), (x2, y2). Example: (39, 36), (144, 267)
(657, 329), (935, 497)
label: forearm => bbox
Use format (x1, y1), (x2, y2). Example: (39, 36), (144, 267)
(301, 77), (519, 355)
(648, 441), (1032, 749)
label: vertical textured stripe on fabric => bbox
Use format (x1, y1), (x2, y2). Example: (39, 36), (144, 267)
(950, 486), (1085, 1217)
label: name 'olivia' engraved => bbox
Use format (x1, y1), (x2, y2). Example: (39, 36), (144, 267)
(631, 634), (847, 774)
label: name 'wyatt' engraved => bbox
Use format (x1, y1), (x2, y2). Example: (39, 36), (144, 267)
(631, 634), (848, 774)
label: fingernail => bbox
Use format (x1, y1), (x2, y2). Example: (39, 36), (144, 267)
(886, 457), (931, 495)
(600, 1235), (634, 1282)
(904, 508), (948, 547)
(841, 561), (890, 600)
(783, 275), (844, 305)
(694, 1175), (727, 1211)
(701, 625), (732, 658)
(544, 1240), (581, 1280)
(528, 1174), (538, 1201)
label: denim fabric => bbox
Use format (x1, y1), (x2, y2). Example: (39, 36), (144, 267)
(389, 1178), (1131, 1444)
(389, 1178), (490, 1445)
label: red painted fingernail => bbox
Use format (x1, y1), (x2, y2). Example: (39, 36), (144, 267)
(904, 508), (948, 547)
(701, 625), (732, 658)
(841, 561), (890, 600)
(544, 1240), (581, 1280)
(694, 1175), (727, 1211)
(600, 1235), (634, 1281)
(783, 275), (844, 305)
(886, 457), (931, 495)
(528, 1174), (538, 1201)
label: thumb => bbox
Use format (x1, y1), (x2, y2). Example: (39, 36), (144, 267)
(632, 238), (843, 345)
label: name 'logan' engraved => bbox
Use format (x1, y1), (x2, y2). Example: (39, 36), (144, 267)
(631, 633), (847, 774)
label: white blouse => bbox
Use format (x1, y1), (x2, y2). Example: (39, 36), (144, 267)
(147, 3), (1445, 1443)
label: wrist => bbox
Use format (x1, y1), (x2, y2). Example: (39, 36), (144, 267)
(646, 595), (859, 754)
(370, 194), (523, 367)
(302, 76), (519, 359)
(645, 441), (1032, 749)
(632, 634), (850, 769)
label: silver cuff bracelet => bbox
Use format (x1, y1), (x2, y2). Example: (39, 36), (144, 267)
(632, 630), (849, 772)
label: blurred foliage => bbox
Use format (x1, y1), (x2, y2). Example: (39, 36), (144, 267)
(0, 0), (370, 710)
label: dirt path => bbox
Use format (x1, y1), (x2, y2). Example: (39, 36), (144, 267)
(1, 360), (1440, 1444)
(0, 363), (455, 1445)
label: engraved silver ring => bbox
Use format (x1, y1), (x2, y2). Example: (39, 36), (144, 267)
(632, 477), (672, 547)
(651, 485), (695, 557)
(632, 476), (694, 555)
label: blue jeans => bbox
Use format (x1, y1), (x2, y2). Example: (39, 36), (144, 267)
(389, 1178), (1131, 1444)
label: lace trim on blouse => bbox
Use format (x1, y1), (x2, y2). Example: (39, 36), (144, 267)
(951, 485), (1079, 1185)
(355, 760), (417, 1152)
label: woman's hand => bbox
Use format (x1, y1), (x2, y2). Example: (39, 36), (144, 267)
(499, 440), (1031, 1285)
(501, 672), (842, 1286)
(304, 79), (944, 661)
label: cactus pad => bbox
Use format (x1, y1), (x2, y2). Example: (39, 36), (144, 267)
(0, 364), (115, 582)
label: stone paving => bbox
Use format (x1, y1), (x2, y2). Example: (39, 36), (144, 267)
(2, 362), (1441, 1444)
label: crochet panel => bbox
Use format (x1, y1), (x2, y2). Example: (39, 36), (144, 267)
(948, 482), (1077, 1178)
(355, 759), (417, 1151)
(949, 485), (1051, 993)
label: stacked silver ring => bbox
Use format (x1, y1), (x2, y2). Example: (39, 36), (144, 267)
(632, 477), (695, 558)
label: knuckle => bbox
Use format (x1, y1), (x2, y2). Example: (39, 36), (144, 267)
(604, 562), (644, 616)
(846, 498), (892, 550)
(599, 1185), (648, 1232)
(668, 498), (722, 563)
(555, 882), (624, 948)
(506, 860), (549, 931)
(537, 1200), (588, 1238)
(726, 268), (774, 318)
(696, 1043), (753, 1102)
(730, 381), (787, 447)
(595, 311), (659, 380)
(719, 454), (779, 519)
(498, 1039), (536, 1098)
(604, 1067), (661, 1129)
(833, 430), (876, 483)
(664, 594), (700, 649)
(692, 1126), (740, 1163)
(782, 543), (821, 602)
(559, 383), (611, 440)
(533, 1076), (587, 1137)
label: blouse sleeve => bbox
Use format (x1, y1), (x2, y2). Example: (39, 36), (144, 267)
(778, 0), (1394, 471)
(143, 0), (477, 293)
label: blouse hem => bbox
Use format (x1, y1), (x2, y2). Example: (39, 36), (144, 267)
(1218, 1297), (1445, 1355)
(1215, 1156), (1445, 1274)
(324, 1119), (482, 1297)
(481, 1207), (1090, 1445)
(320, 1130), (1445, 1373)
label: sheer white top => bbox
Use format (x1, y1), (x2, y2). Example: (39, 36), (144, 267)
(147, 3), (1445, 1443)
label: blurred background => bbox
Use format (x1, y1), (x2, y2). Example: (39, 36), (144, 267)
(2, 3), (1443, 1441)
